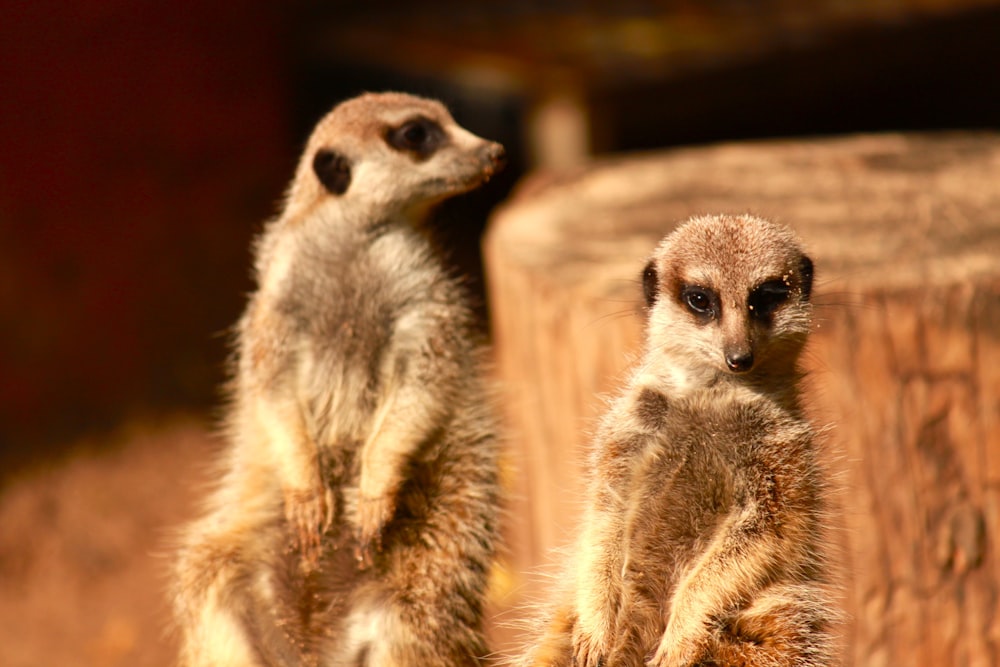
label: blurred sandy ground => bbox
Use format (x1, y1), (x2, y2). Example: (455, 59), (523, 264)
(0, 417), (218, 667)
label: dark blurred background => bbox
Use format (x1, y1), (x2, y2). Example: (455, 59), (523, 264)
(2, 0), (999, 477)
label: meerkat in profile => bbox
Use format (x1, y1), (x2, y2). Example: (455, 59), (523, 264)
(171, 92), (506, 667)
(522, 214), (839, 667)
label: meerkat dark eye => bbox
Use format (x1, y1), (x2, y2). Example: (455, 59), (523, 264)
(680, 285), (719, 322)
(685, 290), (711, 313)
(748, 280), (791, 320)
(386, 117), (445, 158)
(642, 261), (658, 308)
(402, 123), (427, 145)
(312, 149), (352, 195)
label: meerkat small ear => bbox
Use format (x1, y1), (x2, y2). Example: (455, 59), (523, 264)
(313, 149), (352, 195)
(799, 255), (814, 301)
(642, 260), (659, 308)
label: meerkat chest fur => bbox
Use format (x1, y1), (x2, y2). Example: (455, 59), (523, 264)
(613, 382), (820, 583)
(235, 89), (505, 461)
(246, 204), (471, 447)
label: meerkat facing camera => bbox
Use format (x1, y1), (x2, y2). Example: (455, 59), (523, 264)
(521, 214), (839, 667)
(172, 92), (505, 667)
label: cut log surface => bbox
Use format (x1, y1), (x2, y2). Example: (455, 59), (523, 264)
(483, 133), (1000, 666)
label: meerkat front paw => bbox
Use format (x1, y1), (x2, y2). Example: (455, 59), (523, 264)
(355, 493), (396, 568)
(648, 632), (702, 667)
(284, 485), (333, 570)
(572, 627), (610, 667)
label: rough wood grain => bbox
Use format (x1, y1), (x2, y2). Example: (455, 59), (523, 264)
(483, 133), (1000, 666)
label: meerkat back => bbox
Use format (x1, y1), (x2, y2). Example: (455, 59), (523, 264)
(523, 214), (840, 667)
(171, 92), (506, 667)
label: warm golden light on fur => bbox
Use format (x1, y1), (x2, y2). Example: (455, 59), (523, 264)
(519, 215), (839, 667)
(171, 92), (505, 667)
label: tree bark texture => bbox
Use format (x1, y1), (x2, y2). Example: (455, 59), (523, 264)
(483, 133), (1000, 666)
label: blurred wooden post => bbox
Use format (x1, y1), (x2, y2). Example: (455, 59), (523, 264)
(484, 133), (1000, 665)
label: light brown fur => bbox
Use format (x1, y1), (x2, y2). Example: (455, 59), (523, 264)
(171, 92), (505, 667)
(521, 215), (840, 667)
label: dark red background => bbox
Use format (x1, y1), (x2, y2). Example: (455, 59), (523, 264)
(0, 1), (292, 462)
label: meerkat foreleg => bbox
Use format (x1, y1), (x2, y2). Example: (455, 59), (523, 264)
(255, 391), (333, 568)
(341, 427), (497, 667)
(702, 582), (838, 667)
(571, 500), (626, 667)
(574, 424), (679, 667)
(572, 433), (650, 667)
(355, 307), (458, 561)
(357, 375), (446, 560)
(357, 399), (426, 551)
(649, 506), (788, 667)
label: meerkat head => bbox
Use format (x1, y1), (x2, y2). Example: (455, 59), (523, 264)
(284, 92), (505, 221)
(640, 214), (814, 389)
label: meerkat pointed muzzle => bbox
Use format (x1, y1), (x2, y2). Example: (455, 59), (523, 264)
(482, 141), (506, 171)
(476, 141), (506, 184)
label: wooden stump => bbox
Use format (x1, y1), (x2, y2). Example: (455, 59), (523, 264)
(483, 133), (1000, 666)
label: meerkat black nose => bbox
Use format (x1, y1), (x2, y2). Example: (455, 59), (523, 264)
(725, 351), (754, 373)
